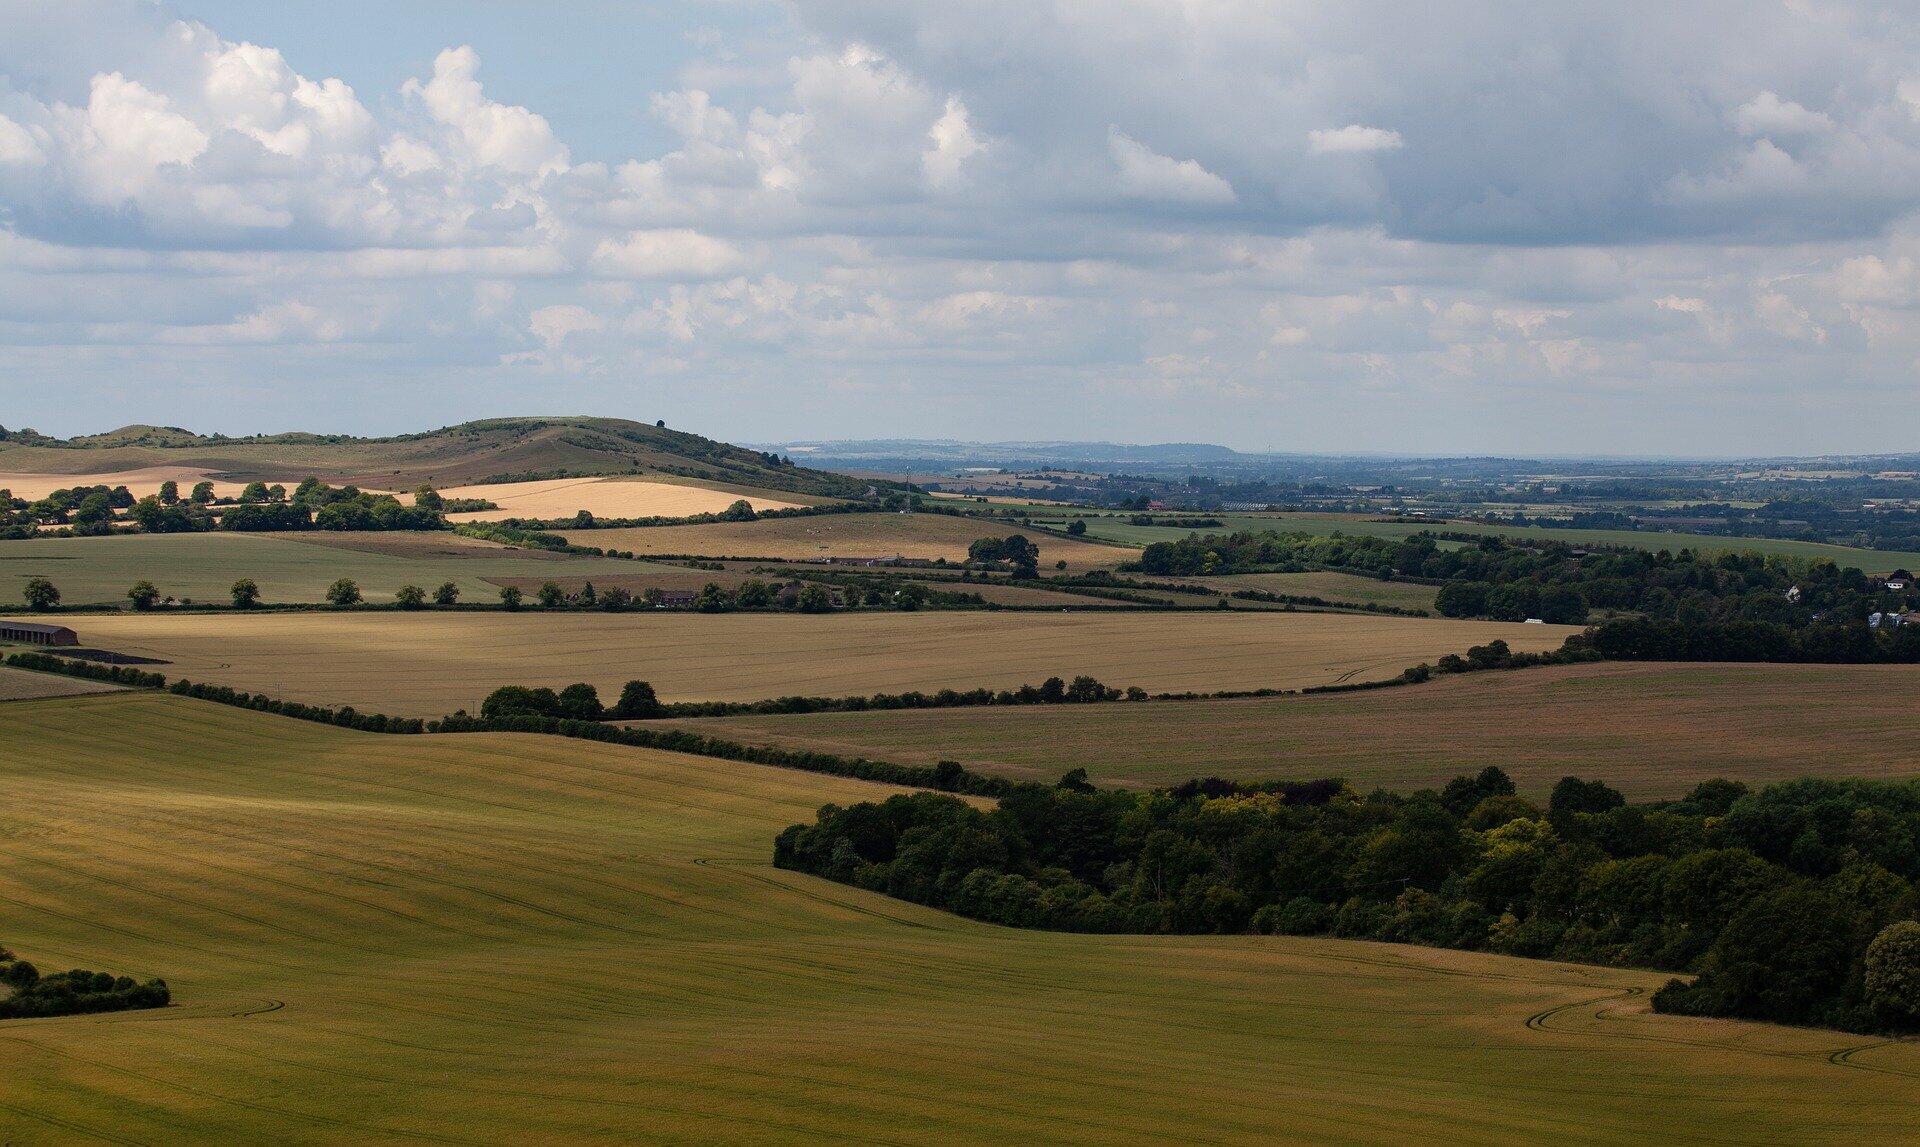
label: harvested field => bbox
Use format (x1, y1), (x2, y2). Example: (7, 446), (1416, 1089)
(0, 465), (253, 502)
(667, 661), (1920, 798)
(2, 692), (1913, 1142)
(0, 532), (656, 606)
(32, 610), (1578, 715)
(435, 475), (814, 522)
(0, 663), (126, 701)
(562, 512), (1138, 570)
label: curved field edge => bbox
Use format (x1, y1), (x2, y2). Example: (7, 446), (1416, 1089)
(658, 661), (1920, 798)
(0, 691), (1914, 1143)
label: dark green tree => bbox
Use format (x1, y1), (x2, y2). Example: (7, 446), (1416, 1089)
(23, 577), (59, 610)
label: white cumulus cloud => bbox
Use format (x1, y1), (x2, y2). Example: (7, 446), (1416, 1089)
(591, 229), (748, 280)
(1107, 127), (1234, 204)
(1308, 124), (1404, 153)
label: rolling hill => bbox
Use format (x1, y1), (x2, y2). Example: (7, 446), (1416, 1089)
(0, 417), (880, 499)
(2, 691), (1914, 1141)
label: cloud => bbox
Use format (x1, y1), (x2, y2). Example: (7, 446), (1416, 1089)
(1308, 125), (1404, 154)
(12, 1), (1920, 454)
(528, 303), (602, 349)
(1733, 92), (1833, 138)
(1107, 127), (1234, 204)
(922, 96), (985, 190)
(590, 229), (748, 279)
(0, 114), (43, 166)
(402, 47), (568, 177)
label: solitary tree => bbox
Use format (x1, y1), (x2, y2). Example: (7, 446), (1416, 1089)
(1067, 519), (1087, 536)
(127, 581), (160, 610)
(158, 480), (179, 505)
(613, 679), (663, 718)
(537, 581), (565, 608)
(240, 481), (270, 504)
(22, 577), (58, 610)
(432, 582), (460, 606)
(230, 578), (260, 608)
(189, 481), (215, 505)
(325, 578), (362, 606)
(499, 585), (523, 610)
(395, 584), (427, 609)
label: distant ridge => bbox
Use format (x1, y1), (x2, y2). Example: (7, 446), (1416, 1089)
(0, 416), (883, 499)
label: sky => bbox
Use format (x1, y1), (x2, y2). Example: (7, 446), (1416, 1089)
(3, 2), (1920, 456)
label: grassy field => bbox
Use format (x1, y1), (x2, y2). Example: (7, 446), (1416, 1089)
(1, 692), (1914, 1142)
(1055, 511), (1920, 572)
(16, 611), (1579, 715)
(560, 512), (1138, 570)
(0, 663), (125, 701)
(0, 532), (685, 606)
(664, 661), (1920, 798)
(435, 475), (816, 522)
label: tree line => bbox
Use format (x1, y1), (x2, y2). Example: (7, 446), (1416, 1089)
(775, 769), (1920, 1034)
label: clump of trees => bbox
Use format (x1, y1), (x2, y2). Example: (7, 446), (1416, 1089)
(0, 945), (169, 1019)
(776, 770), (1920, 1034)
(969, 535), (1040, 578)
(480, 683), (606, 721)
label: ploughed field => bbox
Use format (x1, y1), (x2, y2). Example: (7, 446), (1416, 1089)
(0, 531), (686, 606)
(1165, 569), (1442, 611)
(1, 692), (1915, 1143)
(559, 512), (1138, 571)
(665, 661), (1920, 799)
(35, 610), (1578, 716)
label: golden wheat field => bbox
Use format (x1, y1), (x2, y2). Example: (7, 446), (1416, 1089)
(0, 465), (256, 502)
(560, 512), (1138, 570)
(24, 610), (1579, 715)
(434, 475), (813, 522)
(0, 692), (1913, 1143)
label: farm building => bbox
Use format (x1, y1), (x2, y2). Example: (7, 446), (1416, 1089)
(0, 620), (79, 646)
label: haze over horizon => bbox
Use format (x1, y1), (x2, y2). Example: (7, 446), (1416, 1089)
(5, 2), (1920, 455)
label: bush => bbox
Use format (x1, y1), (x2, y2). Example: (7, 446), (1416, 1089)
(1865, 921), (1920, 1026)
